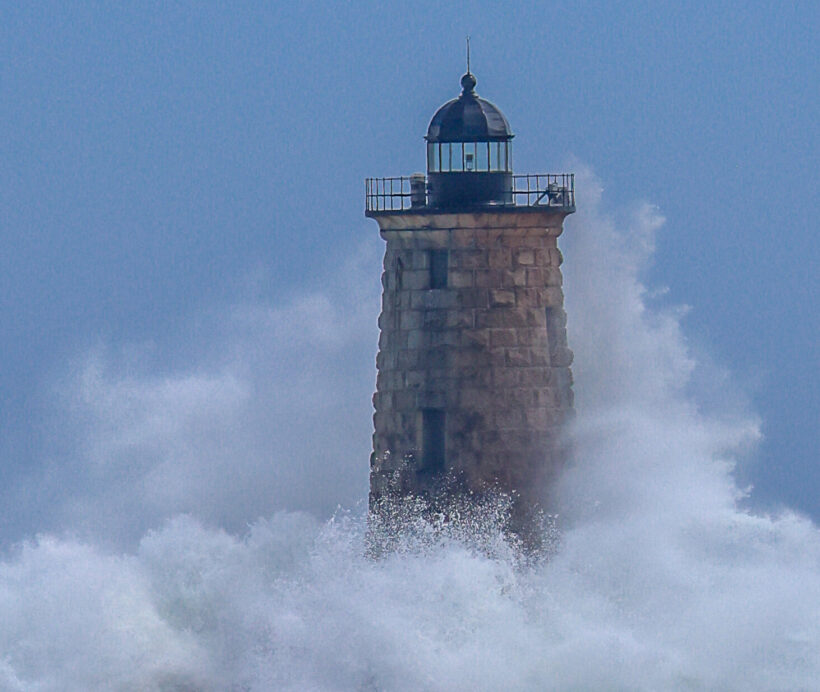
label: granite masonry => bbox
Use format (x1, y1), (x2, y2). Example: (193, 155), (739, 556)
(368, 209), (574, 516)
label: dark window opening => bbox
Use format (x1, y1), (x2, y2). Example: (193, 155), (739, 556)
(545, 306), (557, 350)
(395, 256), (404, 289)
(545, 306), (557, 330)
(421, 409), (446, 472)
(430, 250), (448, 289)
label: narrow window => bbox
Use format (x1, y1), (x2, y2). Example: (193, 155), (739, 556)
(489, 142), (500, 171)
(439, 143), (449, 172)
(395, 256), (404, 289)
(545, 306), (561, 352)
(429, 249), (448, 289)
(449, 142), (456, 171)
(422, 409), (446, 472)
(545, 305), (556, 329)
(477, 141), (489, 171)
(464, 142), (476, 171)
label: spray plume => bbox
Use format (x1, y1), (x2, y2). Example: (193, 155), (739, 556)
(0, 170), (817, 690)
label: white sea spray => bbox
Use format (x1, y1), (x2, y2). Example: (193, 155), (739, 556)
(1, 171), (817, 690)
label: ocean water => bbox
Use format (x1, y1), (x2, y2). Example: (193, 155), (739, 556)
(1, 172), (817, 690)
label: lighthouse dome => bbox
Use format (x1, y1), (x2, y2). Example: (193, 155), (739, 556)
(426, 73), (513, 143)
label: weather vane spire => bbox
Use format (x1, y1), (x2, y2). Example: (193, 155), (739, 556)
(466, 35), (471, 74)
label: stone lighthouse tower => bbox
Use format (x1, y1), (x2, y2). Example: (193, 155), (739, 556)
(365, 69), (575, 528)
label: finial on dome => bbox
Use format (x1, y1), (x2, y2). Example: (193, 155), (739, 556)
(461, 36), (476, 94)
(460, 71), (476, 94)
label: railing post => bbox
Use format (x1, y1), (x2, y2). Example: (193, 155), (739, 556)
(410, 173), (426, 209)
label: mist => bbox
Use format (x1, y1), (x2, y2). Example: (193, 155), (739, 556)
(1, 171), (818, 690)
(3, 243), (381, 548)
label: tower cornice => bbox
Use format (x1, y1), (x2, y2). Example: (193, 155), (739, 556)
(371, 209), (569, 235)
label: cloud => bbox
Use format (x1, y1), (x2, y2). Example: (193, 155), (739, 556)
(21, 239), (382, 547)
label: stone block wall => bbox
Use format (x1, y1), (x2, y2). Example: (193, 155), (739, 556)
(370, 210), (574, 513)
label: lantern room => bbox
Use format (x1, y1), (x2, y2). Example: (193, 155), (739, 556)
(425, 72), (514, 208)
(365, 68), (575, 217)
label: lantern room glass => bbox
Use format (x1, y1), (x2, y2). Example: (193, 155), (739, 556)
(428, 141), (512, 174)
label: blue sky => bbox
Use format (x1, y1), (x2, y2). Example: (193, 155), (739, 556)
(1, 1), (817, 537)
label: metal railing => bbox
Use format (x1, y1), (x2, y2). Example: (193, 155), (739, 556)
(512, 174), (575, 209)
(365, 173), (575, 213)
(365, 176), (414, 212)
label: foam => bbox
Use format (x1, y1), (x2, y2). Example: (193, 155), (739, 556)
(1, 170), (817, 690)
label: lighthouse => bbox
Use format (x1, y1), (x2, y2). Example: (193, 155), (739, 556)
(365, 68), (575, 532)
